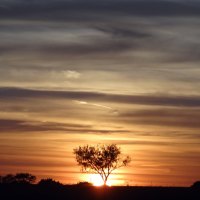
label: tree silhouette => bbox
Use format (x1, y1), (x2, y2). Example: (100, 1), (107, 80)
(1, 174), (16, 184)
(15, 173), (36, 184)
(76, 181), (93, 187)
(0, 173), (36, 184)
(38, 178), (63, 187)
(191, 181), (200, 189)
(74, 144), (131, 185)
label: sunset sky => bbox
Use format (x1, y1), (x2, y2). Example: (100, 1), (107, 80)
(1, 0), (200, 186)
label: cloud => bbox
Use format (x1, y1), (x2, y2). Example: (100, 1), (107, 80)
(63, 70), (81, 79)
(0, 119), (91, 132)
(102, 139), (179, 147)
(1, 87), (200, 130)
(0, 67), (81, 86)
(74, 100), (119, 115)
(1, 4), (200, 68)
(0, 119), (130, 134)
(74, 100), (113, 110)
(0, 38), (135, 56)
(0, 0), (200, 21)
(119, 108), (200, 128)
(1, 87), (200, 107)
(95, 26), (151, 39)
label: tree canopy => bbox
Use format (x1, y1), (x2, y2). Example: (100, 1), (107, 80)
(0, 173), (36, 184)
(74, 144), (131, 185)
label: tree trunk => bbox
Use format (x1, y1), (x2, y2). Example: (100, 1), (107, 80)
(101, 175), (107, 186)
(103, 176), (108, 186)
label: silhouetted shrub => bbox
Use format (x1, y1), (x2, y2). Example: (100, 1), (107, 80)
(38, 178), (63, 187)
(1, 174), (16, 184)
(191, 181), (200, 189)
(76, 181), (93, 187)
(15, 173), (36, 184)
(0, 173), (36, 184)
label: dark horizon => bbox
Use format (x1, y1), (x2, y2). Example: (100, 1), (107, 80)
(1, 177), (200, 200)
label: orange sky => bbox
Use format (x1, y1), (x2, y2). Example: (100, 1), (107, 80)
(0, 89), (200, 186)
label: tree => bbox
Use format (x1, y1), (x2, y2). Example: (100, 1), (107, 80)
(1, 173), (36, 184)
(15, 173), (36, 184)
(38, 178), (63, 187)
(74, 144), (131, 186)
(191, 181), (200, 189)
(76, 181), (93, 187)
(1, 174), (16, 184)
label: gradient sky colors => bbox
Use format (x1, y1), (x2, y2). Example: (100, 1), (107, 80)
(0, 0), (200, 186)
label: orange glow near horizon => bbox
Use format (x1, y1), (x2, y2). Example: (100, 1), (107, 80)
(1, 92), (200, 187)
(1, 128), (200, 187)
(90, 174), (104, 186)
(89, 174), (112, 186)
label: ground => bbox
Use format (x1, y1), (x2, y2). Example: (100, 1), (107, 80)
(0, 184), (199, 200)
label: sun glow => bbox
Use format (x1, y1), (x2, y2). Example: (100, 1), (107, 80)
(89, 174), (111, 186)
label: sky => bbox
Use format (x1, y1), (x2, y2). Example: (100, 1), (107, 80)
(0, 0), (200, 186)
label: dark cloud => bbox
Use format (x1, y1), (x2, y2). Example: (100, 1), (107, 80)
(119, 108), (200, 128)
(38, 42), (134, 56)
(95, 26), (151, 39)
(1, 1), (200, 62)
(0, 119), (90, 132)
(0, 0), (200, 21)
(0, 23), (151, 57)
(0, 42), (133, 56)
(0, 27), (145, 57)
(0, 45), (27, 55)
(0, 119), (130, 134)
(1, 87), (200, 107)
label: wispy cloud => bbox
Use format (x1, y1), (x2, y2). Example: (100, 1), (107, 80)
(74, 100), (113, 110)
(1, 87), (200, 107)
(1, 87), (200, 131)
(0, 119), (130, 134)
(118, 108), (200, 129)
(63, 70), (81, 79)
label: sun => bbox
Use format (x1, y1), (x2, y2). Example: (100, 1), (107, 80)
(89, 174), (111, 186)
(90, 174), (104, 186)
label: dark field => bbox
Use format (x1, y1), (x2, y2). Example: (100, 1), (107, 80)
(0, 184), (199, 200)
